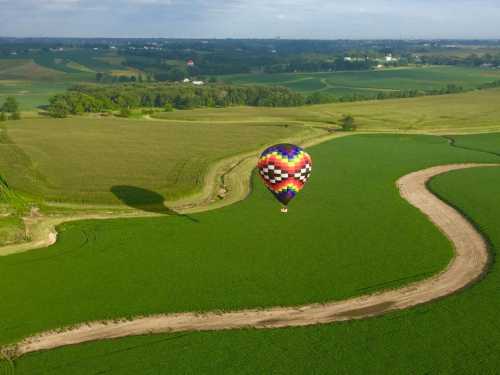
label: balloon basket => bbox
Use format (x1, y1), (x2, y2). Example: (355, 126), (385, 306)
(280, 207), (288, 214)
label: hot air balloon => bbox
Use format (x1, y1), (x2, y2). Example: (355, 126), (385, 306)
(257, 143), (312, 212)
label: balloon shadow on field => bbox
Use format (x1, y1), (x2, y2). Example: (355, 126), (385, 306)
(110, 185), (199, 223)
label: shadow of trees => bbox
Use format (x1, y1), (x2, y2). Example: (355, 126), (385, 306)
(110, 185), (198, 223)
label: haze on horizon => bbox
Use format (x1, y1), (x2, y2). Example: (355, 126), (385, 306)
(1, 0), (499, 39)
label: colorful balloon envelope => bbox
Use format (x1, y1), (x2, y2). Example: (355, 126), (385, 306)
(257, 143), (312, 206)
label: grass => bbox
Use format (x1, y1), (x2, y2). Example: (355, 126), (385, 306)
(0, 117), (301, 204)
(0, 216), (25, 246)
(155, 87), (500, 133)
(0, 173), (28, 247)
(9, 134), (500, 375)
(0, 134), (498, 350)
(221, 66), (500, 96)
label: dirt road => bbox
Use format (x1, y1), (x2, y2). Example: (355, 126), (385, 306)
(11, 163), (497, 357)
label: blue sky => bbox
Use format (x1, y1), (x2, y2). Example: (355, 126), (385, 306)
(1, 0), (499, 38)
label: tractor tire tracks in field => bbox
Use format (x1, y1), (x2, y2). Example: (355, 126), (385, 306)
(7, 163), (498, 358)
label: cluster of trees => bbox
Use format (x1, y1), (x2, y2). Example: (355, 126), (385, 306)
(46, 83), (306, 117)
(46, 76), (500, 118)
(305, 84), (467, 105)
(95, 72), (153, 84)
(0, 97), (21, 122)
(477, 79), (500, 89)
(123, 54), (245, 81)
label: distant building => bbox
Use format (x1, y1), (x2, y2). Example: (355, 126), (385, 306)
(385, 53), (398, 62)
(183, 78), (191, 83)
(187, 59), (195, 67)
(344, 56), (353, 62)
(192, 80), (204, 86)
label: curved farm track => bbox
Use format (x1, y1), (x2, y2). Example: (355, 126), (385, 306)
(8, 163), (498, 357)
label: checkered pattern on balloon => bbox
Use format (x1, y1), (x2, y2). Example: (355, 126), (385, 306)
(257, 144), (312, 206)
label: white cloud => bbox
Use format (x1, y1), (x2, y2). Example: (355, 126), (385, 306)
(1, 0), (500, 38)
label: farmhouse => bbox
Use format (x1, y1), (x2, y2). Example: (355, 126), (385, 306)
(385, 53), (398, 62)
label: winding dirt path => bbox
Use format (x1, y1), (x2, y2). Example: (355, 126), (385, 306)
(10, 163), (497, 357)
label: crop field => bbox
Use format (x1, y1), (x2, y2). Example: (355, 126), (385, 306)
(0, 52), (130, 110)
(0, 117), (300, 203)
(7, 134), (500, 375)
(448, 132), (500, 155)
(0, 56), (93, 109)
(0, 59), (64, 82)
(155, 87), (500, 133)
(32, 51), (123, 76)
(221, 66), (500, 96)
(0, 134), (498, 350)
(0, 80), (73, 110)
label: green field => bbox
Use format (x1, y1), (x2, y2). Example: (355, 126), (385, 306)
(0, 134), (498, 348)
(3, 89), (500, 206)
(0, 118), (301, 203)
(0, 60), (64, 82)
(0, 80), (73, 110)
(0, 59), (70, 109)
(8, 134), (500, 375)
(449, 132), (500, 155)
(4, 62), (500, 110)
(33, 51), (125, 75)
(155, 87), (500, 133)
(0, 51), (131, 110)
(221, 66), (500, 97)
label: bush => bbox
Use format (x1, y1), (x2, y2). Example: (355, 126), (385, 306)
(164, 103), (174, 112)
(117, 107), (132, 118)
(47, 98), (71, 118)
(340, 114), (356, 131)
(0, 112), (6, 122)
(1, 96), (19, 113)
(10, 112), (21, 120)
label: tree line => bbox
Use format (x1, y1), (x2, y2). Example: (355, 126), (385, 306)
(45, 79), (500, 118)
(46, 83), (306, 117)
(419, 53), (500, 68)
(263, 57), (375, 74)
